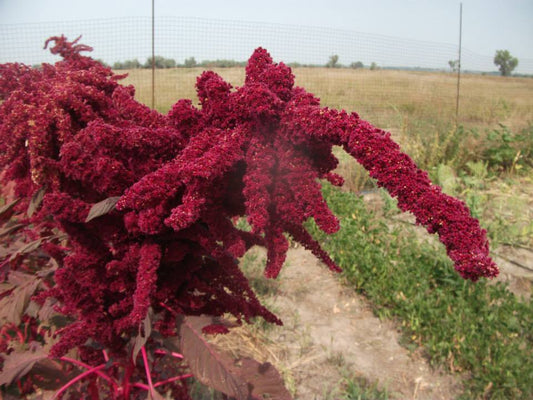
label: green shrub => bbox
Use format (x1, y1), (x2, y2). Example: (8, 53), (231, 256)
(483, 124), (533, 172)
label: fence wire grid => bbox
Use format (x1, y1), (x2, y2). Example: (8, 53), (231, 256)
(1, 16), (532, 125)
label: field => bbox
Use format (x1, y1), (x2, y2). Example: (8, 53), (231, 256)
(117, 67), (533, 398)
(122, 66), (533, 176)
(121, 67), (533, 130)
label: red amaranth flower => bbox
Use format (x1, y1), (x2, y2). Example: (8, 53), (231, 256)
(0, 37), (498, 365)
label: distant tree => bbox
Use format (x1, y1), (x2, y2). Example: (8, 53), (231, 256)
(448, 59), (459, 72)
(163, 58), (176, 68)
(494, 50), (518, 76)
(370, 62), (379, 71)
(199, 59), (246, 68)
(184, 57), (197, 68)
(350, 61), (364, 69)
(113, 59), (142, 70)
(144, 56), (176, 69)
(326, 55), (339, 68)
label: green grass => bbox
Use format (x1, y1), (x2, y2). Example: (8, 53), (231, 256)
(305, 183), (533, 399)
(341, 375), (390, 400)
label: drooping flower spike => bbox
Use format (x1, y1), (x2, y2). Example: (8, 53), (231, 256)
(0, 37), (497, 360)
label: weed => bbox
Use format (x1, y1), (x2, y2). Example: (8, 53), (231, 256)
(341, 375), (390, 400)
(483, 124), (533, 173)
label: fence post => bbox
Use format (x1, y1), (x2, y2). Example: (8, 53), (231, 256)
(151, 0), (155, 109)
(456, 2), (463, 126)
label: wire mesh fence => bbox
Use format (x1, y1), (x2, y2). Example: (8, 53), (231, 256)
(1, 16), (532, 127)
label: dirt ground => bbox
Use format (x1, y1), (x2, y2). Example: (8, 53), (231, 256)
(255, 246), (462, 399)
(214, 228), (532, 399)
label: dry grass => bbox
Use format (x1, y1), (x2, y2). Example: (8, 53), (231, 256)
(119, 67), (245, 113)
(118, 67), (533, 132)
(118, 67), (533, 193)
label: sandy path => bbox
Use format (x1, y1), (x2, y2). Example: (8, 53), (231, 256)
(258, 246), (462, 399)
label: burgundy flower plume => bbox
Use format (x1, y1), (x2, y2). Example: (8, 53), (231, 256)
(0, 37), (497, 362)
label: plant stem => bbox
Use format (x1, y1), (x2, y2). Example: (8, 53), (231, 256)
(122, 359), (134, 400)
(59, 356), (117, 387)
(141, 345), (157, 398)
(154, 348), (184, 359)
(52, 364), (107, 399)
(154, 373), (193, 388)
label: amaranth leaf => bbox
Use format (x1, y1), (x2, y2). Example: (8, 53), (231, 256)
(132, 308), (153, 365)
(85, 196), (121, 222)
(0, 344), (48, 386)
(240, 358), (292, 400)
(0, 198), (20, 223)
(0, 271), (41, 325)
(28, 186), (46, 217)
(177, 315), (249, 399)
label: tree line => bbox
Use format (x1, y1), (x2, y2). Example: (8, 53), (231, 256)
(112, 56), (246, 69)
(112, 49), (521, 76)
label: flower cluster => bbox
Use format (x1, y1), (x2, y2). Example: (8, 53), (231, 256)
(0, 36), (497, 370)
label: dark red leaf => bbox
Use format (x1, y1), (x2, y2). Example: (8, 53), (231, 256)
(0, 271), (40, 325)
(0, 222), (25, 237)
(29, 358), (79, 390)
(0, 199), (20, 224)
(132, 309), (152, 365)
(8, 238), (43, 261)
(27, 186), (46, 217)
(0, 344), (48, 386)
(240, 358), (292, 400)
(177, 315), (291, 400)
(85, 196), (121, 222)
(177, 315), (249, 399)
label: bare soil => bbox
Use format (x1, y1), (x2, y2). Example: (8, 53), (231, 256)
(214, 232), (532, 399)
(260, 246), (463, 399)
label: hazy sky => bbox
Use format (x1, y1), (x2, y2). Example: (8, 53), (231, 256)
(0, 0), (532, 71)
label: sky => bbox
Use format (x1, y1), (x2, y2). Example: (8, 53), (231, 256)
(0, 0), (532, 72)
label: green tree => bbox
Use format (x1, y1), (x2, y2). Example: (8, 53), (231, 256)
(448, 59), (459, 72)
(326, 54), (339, 68)
(144, 56), (176, 69)
(184, 57), (197, 68)
(493, 50), (518, 76)
(350, 61), (364, 69)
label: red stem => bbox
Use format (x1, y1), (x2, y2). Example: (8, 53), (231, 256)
(154, 348), (184, 359)
(141, 346), (157, 397)
(52, 364), (107, 399)
(158, 301), (177, 315)
(122, 359), (134, 400)
(154, 373), (193, 388)
(132, 382), (150, 390)
(59, 356), (117, 387)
